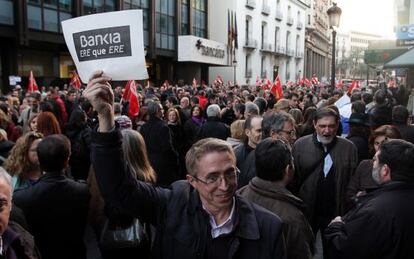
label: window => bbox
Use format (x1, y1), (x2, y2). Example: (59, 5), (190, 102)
(192, 0), (207, 37)
(286, 59), (290, 79)
(181, 0), (189, 34)
(27, 0), (74, 32)
(0, 0), (14, 25)
(275, 26), (279, 47)
(261, 56), (266, 77)
(156, 0), (176, 50)
(82, 0), (115, 14)
(245, 15), (252, 44)
(296, 35), (300, 54)
(286, 31), (290, 49)
(308, 14), (310, 25)
(124, 0), (150, 46)
(261, 22), (267, 48)
(245, 54), (251, 77)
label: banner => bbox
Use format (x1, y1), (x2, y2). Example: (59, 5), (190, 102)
(62, 10), (148, 83)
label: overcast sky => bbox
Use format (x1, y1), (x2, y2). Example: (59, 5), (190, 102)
(335, 0), (395, 38)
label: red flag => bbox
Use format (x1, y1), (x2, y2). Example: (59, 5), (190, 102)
(347, 80), (359, 94)
(70, 70), (81, 89)
(122, 80), (132, 100)
(336, 80), (344, 88)
(124, 80), (140, 119)
(256, 76), (263, 88)
(270, 76), (283, 100)
(311, 76), (319, 85)
(192, 78), (197, 89)
(27, 70), (38, 93)
(303, 78), (312, 87)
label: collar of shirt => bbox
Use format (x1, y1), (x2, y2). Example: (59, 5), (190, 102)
(202, 198), (236, 238)
(316, 135), (333, 177)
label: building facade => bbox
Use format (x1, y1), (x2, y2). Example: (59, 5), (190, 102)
(209, 0), (309, 85)
(304, 0), (332, 80)
(336, 31), (381, 79)
(0, 0), (230, 91)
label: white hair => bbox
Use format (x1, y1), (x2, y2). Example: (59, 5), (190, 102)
(206, 104), (221, 118)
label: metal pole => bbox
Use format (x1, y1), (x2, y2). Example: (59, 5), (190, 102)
(331, 30), (336, 91)
(233, 63), (236, 83)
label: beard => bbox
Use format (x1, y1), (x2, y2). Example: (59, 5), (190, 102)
(318, 134), (334, 145)
(371, 165), (382, 184)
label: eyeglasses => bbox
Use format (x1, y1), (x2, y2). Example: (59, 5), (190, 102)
(193, 168), (240, 187)
(278, 129), (297, 137)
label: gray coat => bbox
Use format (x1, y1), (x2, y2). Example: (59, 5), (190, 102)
(238, 177), (314, 259)
(292, 133), (358, 222)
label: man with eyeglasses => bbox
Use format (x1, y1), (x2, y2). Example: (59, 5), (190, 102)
(325, 139), (414, 258)
(237, 111), (297, 188)
(85, 71), (286, 259)
(292, 107), (358, 258)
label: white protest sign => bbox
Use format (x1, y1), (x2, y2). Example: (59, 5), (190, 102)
(62, 10), (148, 83)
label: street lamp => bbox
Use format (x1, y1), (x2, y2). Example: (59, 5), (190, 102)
(327, 2), (342, 91)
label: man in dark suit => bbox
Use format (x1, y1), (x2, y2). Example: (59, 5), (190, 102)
(392, 105), (414, 144)
(140, 101), (179, 187)
(13, 134), (90, 259)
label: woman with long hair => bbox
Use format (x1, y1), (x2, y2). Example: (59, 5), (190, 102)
(27, 113), (38, 132)
(121, 129), (156, 183)
(3, 131), (43, 190)
(65, 109), (92, 181)
(88, 129), (155, 259)
(183, 105), (204, 146)
(36, 111), (61, 136)
(299, 107), (316, 137)
(347, 125), (402, 203)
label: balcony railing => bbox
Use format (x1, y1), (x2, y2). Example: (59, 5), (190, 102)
(246, 0), (256, 9)
(245, 69), (252, 78)
(275, 44), (286, 55)
(262, 4), (270, 15)
(275, 10), (283, 21)
(287, 16), (294, 25)
(297, 21), (303, 30)
(286, 48), (295, 56)
(244, 39), (258, 49)
(295, 50), (304, 58)
(261, 43), (274, 53)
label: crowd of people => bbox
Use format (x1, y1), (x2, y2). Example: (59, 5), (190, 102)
(0, 72), (413, 259)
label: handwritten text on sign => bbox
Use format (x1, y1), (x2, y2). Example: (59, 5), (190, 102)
(73, 26), (132, 61)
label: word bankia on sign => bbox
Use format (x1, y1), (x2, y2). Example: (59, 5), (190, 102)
(62, 10), (148, 83)
(73, 26), (132, 61)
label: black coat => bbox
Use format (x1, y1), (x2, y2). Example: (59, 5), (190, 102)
(91, 129), (286, 259)
(196, 117), (230, 141)
(13, 173), (90, 259)
(234, 144), (256, 188)
(140, 116), (179, 187)
(394, 123), (414, 145)
(325, 182), (414, 259)
(183, 118), (202, 146)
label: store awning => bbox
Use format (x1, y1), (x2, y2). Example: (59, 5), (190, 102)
(384, 47), (414, 68)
